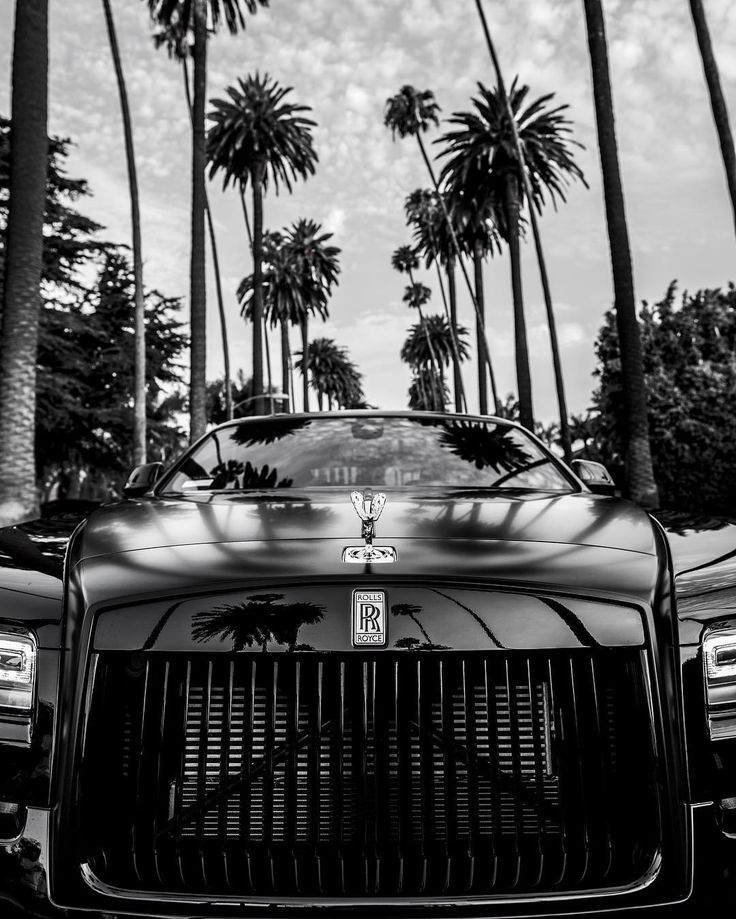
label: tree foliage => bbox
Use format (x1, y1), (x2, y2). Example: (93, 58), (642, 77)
(36, 250), (187, 477)
(294, 337), (364, 410)
(1, 118), (187, 494)
(592, 282), (736, 513)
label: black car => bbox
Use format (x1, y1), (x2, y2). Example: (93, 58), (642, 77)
(1, 411), (735, 916)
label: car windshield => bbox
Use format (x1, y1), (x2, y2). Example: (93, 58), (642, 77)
(160, 416), (573, 494)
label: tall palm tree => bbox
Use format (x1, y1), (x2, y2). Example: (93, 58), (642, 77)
(285, 219), (340, 411)
(405, 188), (470, 413)
(391, 245), (443, 388)
(0, 0), (48, 525)
(152, 16), (233, 419)
(400, 278), (446, 399)
(439, 80), (584, 434)
(689, 0), (736, 243)
(443, 186), (501, 417)
(239, 230), (289, 405)
(239, 220), (340, 412)
(401, 314), (470, 389)
(147, 1), (268, 438)
(207, 74), (317, 415)
(473, 0), (587, 463)
(385, 85), (497, 411)
(102, 0), (146, 462)
(582, 0), (659, 507)
(295, 338), (364, 411)
(406, 365), (448, 412)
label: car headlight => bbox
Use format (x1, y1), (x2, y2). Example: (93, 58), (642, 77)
(703, 624), (736, 740)
(0, 630), (36, 714)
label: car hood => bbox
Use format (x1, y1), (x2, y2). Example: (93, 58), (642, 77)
(76, 489), (657, 559)
(61, 489), (665, 611)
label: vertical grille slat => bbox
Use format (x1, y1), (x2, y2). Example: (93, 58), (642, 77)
(525, 658), (546, 889)
(84, 649), (661, 900)
(310, 661), (323, 892)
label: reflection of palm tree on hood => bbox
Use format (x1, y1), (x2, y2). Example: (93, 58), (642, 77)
(192, 593), (324, 651)
(392, 603), (432, 644)
(392, 604), (451, 650)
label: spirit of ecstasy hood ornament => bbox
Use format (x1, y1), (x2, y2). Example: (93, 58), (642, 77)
(341, 489), (397, 564)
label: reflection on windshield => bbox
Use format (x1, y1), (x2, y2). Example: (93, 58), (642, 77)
(162, 417), (572, 493)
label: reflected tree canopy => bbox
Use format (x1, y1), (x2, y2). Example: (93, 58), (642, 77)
(435, 419), (532, 472)
(163, 415), (572, 492)
(192, 593), (324, 651)
(392, 603), (449, 650)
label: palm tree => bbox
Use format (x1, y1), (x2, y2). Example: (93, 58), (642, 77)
(152, 16), (233, 419)
(148, 1), (268, 438)
(438, 80), (584, 434)
(407, 365), (448, 412)
(239, 230), (289, 406)
(284, 219), (341, 411)
(442, 185), (501, 417)
(405, 188), (470, 413)
(401, 314), (470, 389)
(689, 0), (736, 243)
(401, 279), (445, 390)
(401, 315), (468, 413)
(239, 223), (341, 414)
(391, 246), (445, 390)
(473, 0), (587, 464)
(385, 85), (497, 411)
(295, 338), (364, 411)
(102, 0), (146, 462)
(582, 0), (659, 507)
(207, 74), (317, 414)
(0, 0), (48, 525)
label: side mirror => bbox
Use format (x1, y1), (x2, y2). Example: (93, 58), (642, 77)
(123, 462), (164, 498)
(570, 459), (617, 496)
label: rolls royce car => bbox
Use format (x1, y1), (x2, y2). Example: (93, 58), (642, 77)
(1, 411), (735, 916)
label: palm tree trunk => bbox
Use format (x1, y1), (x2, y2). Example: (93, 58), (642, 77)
(280, 320), (290, 412)
(504, 174), (534, 431)
(288, 351), (296, 413)
(102, 0), (146, 463)
(263, 322), (273, 413)
(474, 0), (569, 453)
(251, 164), (266, 414)
(690, 0), (736, 243)
(0, 0), (48, 526)
(240, 188), (253, 246)
(429, 246), (467, 412)
(445, 259), (466, 412)
(206, 204), (232, 420)
(188, 0), (207, 441)
(415, 133), (500, 412)
(416, 304), (443, 409)
(473, 242), (488, 415)
(301, 318), (309, 411)
(583, 0), (659, 507)
(529, 213), (572, 462)
(182, 57), (232, 421)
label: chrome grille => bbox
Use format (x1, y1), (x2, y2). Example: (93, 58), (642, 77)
(82, 651), (660, 898)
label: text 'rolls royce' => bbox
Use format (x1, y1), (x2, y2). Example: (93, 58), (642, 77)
(1, 411), (736, 916)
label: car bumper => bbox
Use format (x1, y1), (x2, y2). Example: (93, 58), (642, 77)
(1, 804), (735, 918)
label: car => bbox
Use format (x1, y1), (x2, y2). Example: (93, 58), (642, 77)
(1, 410), (735, 917)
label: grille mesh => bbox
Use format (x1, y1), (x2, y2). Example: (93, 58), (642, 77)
(81, 651), (660, 898)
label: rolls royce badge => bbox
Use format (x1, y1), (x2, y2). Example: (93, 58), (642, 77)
(352, 589), (387, 646)
(341, 489), (397, 563)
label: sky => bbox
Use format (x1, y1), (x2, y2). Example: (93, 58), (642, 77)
(2, 0), (736, 422)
